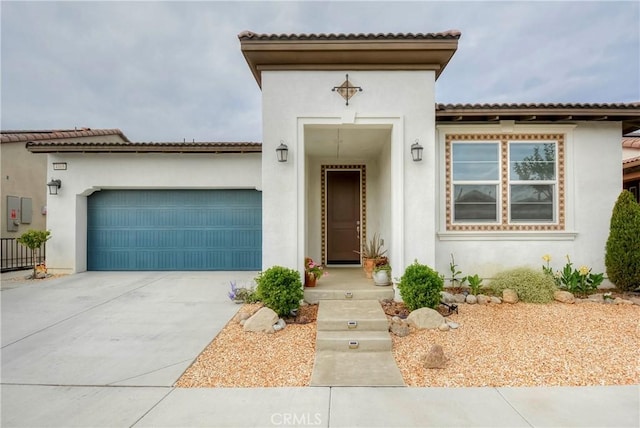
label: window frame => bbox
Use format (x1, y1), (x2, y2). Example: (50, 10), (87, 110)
(445, 134), (565, 231)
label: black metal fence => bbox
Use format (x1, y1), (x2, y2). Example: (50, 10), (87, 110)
(1, 238), (46, 272)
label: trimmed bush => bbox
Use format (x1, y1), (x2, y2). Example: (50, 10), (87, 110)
(490, 267), (556, 303)
(255, 266), (303, 317)
(397, 261), (444, 311)
(605, 190), (640, 291)
(17, 229), (51, 279)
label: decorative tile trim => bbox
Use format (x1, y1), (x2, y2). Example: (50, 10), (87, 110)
(321, 165), (367, 265)
(445, 134), (565, 231)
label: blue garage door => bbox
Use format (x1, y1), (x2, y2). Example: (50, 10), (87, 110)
(87, 189), (261, 270)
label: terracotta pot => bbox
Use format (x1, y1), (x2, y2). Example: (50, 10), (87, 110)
(305, 273), (317, 287)
(363, 258), (376, 279)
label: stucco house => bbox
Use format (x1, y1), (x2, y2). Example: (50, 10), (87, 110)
(25, 31), (640, 281)
(1, 128), (129, 271)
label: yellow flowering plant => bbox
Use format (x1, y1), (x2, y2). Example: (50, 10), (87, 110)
(542, 254), (604, 297)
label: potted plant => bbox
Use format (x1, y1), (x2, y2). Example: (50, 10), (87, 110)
(373, 256), (392, 286)
(355, 233), (387, 279)
(304, 257), (324, 287)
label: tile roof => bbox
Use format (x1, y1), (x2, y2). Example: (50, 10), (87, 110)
(436, 102), (640, 110)
(238, 31), (461, 41)
(26, 141), (262, 154)
(1, 128), (130, 143)
(623, 137), (640, 149)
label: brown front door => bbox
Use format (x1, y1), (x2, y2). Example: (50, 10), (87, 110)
(327, 170), (361, 264)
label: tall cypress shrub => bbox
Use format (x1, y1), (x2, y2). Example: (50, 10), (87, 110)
(605, 190), (640, 291)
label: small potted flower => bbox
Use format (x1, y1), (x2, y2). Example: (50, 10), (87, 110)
(373, 256), (392, 286)
(304, 257), (324, 287)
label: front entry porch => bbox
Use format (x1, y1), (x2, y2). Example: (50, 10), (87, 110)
(303, 267), (394, 304)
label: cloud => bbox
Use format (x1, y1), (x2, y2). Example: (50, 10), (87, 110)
(1, 1), (638, 141)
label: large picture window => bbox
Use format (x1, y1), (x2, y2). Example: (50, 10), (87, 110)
(446, 134), (564, 231)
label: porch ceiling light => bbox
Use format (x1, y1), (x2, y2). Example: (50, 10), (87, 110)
(47, 178), (62, 195)
(411, 139), (424, 162)
(276, 140), (289, 162)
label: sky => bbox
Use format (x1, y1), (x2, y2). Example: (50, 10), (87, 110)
(1, 1), (638, 143)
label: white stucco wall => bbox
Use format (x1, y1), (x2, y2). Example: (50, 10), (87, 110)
(261, 70), (436, 275)
(45, 152), (261, 273)
(434, 122), (622, 282)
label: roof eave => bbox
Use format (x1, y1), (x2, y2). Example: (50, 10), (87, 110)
(435, 106), (640, 134)
(26, 142), (262, 154)
(240, 36), (459, 88)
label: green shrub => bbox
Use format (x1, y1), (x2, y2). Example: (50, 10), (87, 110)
(255, 266), (303, 316)
(490, 267), (556, 303)
(397, 261), (444, 311)
(605, 190), (640, 291)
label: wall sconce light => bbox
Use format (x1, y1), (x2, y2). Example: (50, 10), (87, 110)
(411, 139), (424, 162)
(47, 179), (62, 195)
(276, 140), (289, 162)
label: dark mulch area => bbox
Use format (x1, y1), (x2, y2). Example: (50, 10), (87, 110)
(284, 303), (318, 324)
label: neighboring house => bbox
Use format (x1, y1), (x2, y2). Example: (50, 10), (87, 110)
(26, 32), (640, 281)
(623, 135), (640, 202)
(1, 128), (129, 270)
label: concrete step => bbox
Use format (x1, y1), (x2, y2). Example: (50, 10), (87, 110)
(316, 300), (389, 332)
(304, 287), (394, 304)
(310, 351), (405, 387)
(316, 330), (392, 352)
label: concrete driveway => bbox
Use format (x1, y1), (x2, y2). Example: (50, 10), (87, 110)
(1, 271), (254, 425)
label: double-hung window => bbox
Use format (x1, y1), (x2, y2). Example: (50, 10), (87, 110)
(446, 134), (564, 231)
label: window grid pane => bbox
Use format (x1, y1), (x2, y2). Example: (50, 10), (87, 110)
(508, 141), (557, 223)
(510, 184), (555, 222)
(454, 184), (498, 222)
(451, 142), (500, 223)
(509, 143), (556, 181)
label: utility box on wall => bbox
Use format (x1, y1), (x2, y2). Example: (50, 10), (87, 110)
(6, 196), (20, 232)
(21, 197), (33, 224)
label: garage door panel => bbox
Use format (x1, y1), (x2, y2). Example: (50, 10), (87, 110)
(88, 190), (261, 271)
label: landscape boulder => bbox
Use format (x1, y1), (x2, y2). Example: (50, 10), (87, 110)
(406, 307), (445, 330)
(389, 317), (410, 337)
(453, 294), (467, 303)
(465, 294), (477, 304)
(554, 290), (575, 304)
(233, 311), (251, 323)
(476, 294), (491, 305)
(243, 307), (278, 333)
(438, 323), (450, 332)
(503, 289), (519, 304)
(440, 291), (455, 303)
(423, 344), (448, 369)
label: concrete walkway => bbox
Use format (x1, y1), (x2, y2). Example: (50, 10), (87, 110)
(2, 271), (638, 427)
